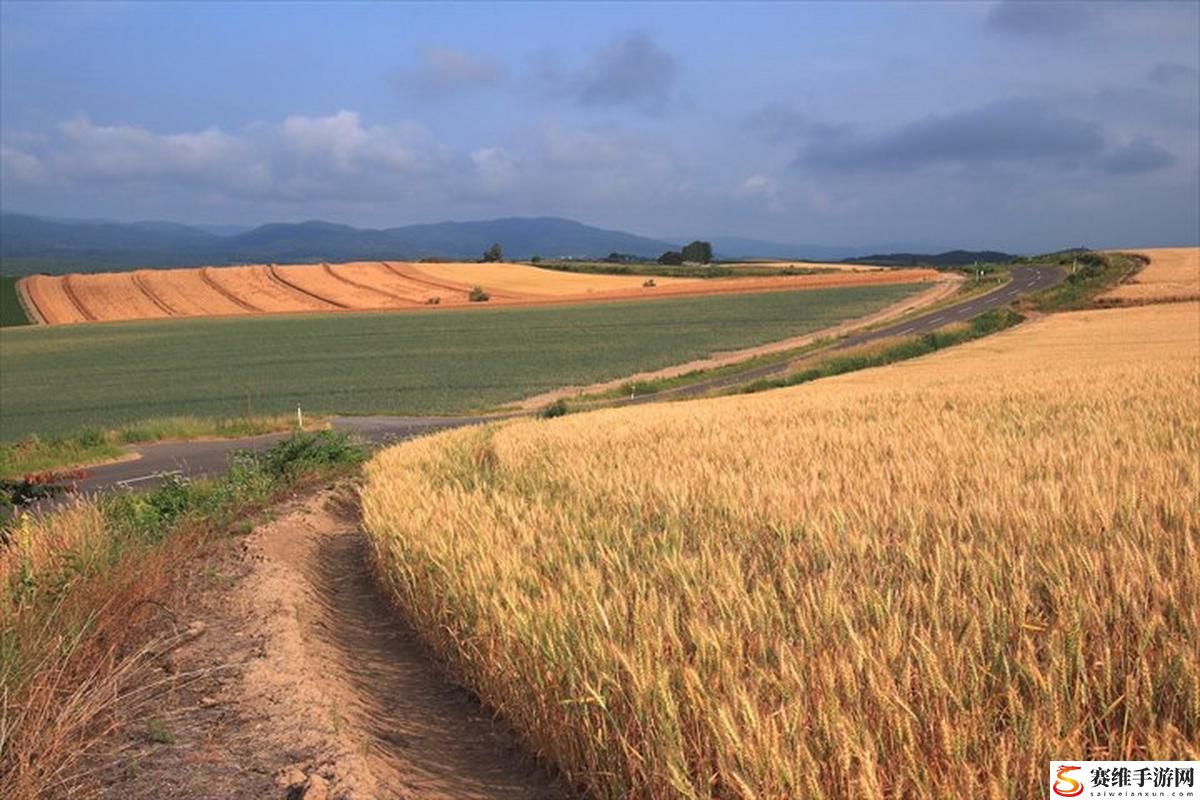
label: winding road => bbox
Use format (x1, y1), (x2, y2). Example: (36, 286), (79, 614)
(67, 265), (1063, 495)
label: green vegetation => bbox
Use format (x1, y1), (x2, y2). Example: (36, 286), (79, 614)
(737, 309), (1024, 394)
(0, 284), (923, 439)
(0, 415), (306, 479)
(482, 242), (503, 262)
(568, 338), (835, 404)
(0, 430), (365, 794)
(1020, 250), (1144, 312)
(532, 259), (834, 279)
(1, 276), (31, 327)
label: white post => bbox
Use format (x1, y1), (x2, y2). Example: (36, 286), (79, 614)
(297, 404), (303, 429)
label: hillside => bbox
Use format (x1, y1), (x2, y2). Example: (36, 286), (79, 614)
(844, 249), (1015, 267)
(0, 212), (678, 273)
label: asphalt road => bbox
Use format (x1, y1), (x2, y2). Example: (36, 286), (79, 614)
(64, 265), (1062, 495)
(613, 264), (1064, 403)
(69, 415), (495, 496)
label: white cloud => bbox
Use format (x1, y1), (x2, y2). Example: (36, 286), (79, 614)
(278, 110), (445, 175)
(0, 144), (45, 183)
(470, 147), (518, 193)
(54, 115), (256, 185)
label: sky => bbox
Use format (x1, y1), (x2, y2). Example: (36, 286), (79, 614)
(1, 0), (1198, 252)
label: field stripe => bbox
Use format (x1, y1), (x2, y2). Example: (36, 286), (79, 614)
(14, 277), (48, 325)
(199, 267), (263, 313)
(266, 264), (348, 309)
(379, 261), (474, 295)
(61, 275), (98, 321)
(321, 262), (415, 305)
(131, 270), (182, 316)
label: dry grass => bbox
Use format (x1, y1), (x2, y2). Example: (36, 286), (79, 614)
(362, 302), (1200, 799)
(0, 502), (193, 799)
(1100, 247), (1199, 304)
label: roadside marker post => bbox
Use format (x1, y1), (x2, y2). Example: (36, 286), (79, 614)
(297, 405), (303, 430)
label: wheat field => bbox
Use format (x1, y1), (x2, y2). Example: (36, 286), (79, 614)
(361, 301), (1199, 799)
(1099, 247), (1200, 304)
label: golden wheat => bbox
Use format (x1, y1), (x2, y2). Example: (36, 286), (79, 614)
(362, 302), (1200, 799)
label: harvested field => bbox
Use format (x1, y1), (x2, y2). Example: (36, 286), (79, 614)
(134, 268), (257, 317)
(410, 261), (698, 296)
(1100, 246), (1200, 304)
(205, 265), (331, 313)
(361, 301), (1200, 799)
(21, 274), (89, 324)
(70, 272), (174, 321)
(330, 261), (453, 304)
(16, 261), (942, 325)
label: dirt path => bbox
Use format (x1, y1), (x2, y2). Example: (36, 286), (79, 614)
(515, 273), (963, 409)
(79, 488), (567, 799)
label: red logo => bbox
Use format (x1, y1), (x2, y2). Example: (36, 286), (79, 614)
(1053, 765), (1085, 797)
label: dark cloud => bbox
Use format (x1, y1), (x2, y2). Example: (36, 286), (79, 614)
(743, 103), (849, 144)
(986, 1), (1099, 37)
(579, 34), (676, 111)
(535, 33), (678, 113)
(1148, 61), (1200, 88)
(393, 47), (506, 98)
(797, 99), (1105, 173)
(1102, 138), (1176, 174)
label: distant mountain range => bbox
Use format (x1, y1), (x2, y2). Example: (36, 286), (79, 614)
(0, 211), (1015, 274)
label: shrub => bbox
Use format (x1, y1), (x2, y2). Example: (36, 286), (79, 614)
(539, 398), (569, 419)
(468, 286), (490, 302)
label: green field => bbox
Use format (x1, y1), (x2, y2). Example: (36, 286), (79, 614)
(0, 276), (31, 327)
(0, 284), (922, 439)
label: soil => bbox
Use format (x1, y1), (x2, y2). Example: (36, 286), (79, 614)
(74, 487), (569, 800)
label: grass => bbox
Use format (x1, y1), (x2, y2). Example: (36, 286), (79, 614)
(0, 414), (307, 479)
(361, 301), (1199, 799)
(561, 276), (1009, 405)
(530, 260), (838, 279)
(1021, 250), (1144, 312)
(0, 283), (923, 440)
(566, 338), (834, 404)
(0, 430), (366, 796)
(735, 308), (1023, 394)
(1, 275), (31, 327)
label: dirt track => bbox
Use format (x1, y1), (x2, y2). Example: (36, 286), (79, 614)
(78, 488), (566, 799)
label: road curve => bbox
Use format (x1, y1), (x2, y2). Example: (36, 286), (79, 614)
(64, 266), (1062, 495)
(610, 264), (1064, 404)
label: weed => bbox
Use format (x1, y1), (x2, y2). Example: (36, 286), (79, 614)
(145, 717), (175, 745)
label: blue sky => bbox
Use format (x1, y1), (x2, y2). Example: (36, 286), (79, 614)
(2, 1), (1197, 251)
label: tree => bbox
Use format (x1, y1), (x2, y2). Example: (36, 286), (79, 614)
(681, 240), (713, 264)
(482, 242), (503, 262)
(658, 250), (684, 266)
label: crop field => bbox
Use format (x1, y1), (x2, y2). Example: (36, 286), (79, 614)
(18, 260), (940, 325)
(1099, 246), (1200, 304)
(361, 301), (1200, 799)
(0, 283), (923, 439)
